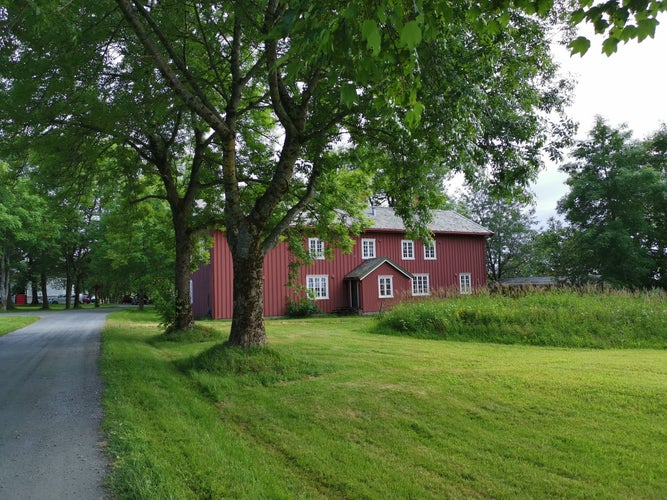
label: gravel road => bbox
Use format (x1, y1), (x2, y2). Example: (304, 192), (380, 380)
(0, 309), (110, 499)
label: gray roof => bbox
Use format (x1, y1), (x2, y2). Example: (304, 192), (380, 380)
(497, 276), (564, 287)
(345, 257), (413, 281)
(364, 206), (492, 235)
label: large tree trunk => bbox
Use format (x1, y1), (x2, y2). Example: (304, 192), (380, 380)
(173, 215), (194, 331)
(227, 250), (267, 347)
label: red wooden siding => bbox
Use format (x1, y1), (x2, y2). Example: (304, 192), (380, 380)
(193, 228), (489, 319)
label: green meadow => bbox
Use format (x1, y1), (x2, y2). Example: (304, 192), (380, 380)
(100, 291), (667, 498)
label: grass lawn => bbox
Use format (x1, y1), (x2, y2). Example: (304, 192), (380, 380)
(0, 315), (39, 336)
(101, 306), (667, 499)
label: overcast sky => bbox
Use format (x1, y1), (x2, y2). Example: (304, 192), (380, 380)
(531, 20), (667, 226)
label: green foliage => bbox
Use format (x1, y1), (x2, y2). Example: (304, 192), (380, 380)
(459, 186), (537, 281)
(376, 290), (667, 348)
(151, 281), (177, 331)
(558, 119), (667, 288)
(285, 297), (320, 318)
(568, 0), (666, 55)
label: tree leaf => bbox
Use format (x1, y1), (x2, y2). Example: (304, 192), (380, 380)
(361, 20), (382, 55)
(400, 20), (422, 49)
(340, 82), (357, 107)
(602, 37), (619, 56)
(568, 36), (591, 56)
(636, 18), (658, 41)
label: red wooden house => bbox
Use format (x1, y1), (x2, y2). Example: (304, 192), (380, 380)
(191, 207), (492, 319)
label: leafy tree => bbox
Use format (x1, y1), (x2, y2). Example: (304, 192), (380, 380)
(558, 118), (666, 288)
(0, 161), (50, 310)
(460, 188), (537, 281)
(111, 0), (577, 347)
(90, 195), (177, 313)
(642, 125), (667, 288)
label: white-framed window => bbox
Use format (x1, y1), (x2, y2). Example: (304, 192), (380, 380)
(378, 275), (394, 298)
(306, 275), (329, 300)
(308, 237), (325, 260)
(459, 273), (472, 294)
(362, 238), (376, 259)
(423, 240), (436, 260)
(401, 240), (414, 260)
(412, 274), (430, 296)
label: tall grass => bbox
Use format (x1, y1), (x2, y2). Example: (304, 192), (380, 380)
(101, 306), (667, 498)
(376, 289), (667, 348)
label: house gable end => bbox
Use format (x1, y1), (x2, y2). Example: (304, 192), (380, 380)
(345, 257), (413, 281)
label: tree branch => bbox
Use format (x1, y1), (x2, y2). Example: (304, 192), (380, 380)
(114, 0), (232, 140)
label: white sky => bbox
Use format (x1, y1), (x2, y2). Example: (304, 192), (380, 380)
(531, 19), (667, 226)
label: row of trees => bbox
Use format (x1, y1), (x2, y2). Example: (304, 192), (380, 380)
(0, 156), (178, 312)
(1, 1), (665, 345)
(464, 119), (667, 290)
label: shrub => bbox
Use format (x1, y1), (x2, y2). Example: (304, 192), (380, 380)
(286, 297), (320, 318)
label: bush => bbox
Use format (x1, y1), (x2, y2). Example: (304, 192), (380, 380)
(286, 297), (320, 318)
(151, 284), (177, 330)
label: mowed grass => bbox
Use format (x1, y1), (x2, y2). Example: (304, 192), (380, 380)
(0, 315), (39, 336)
(101, 295), (667, 499)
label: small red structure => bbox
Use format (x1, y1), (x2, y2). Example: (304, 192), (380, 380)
(191, 207), (492, 319)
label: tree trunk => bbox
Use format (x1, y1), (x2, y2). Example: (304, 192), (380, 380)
(40, 272), (49, 310)
(65, 254), (73, 310)
(173, 215), (194, 331)
(31, 282), (39, 305)
(0, 250), (8, 312)
(29, 259), (39, 305)
(227, 249), (267, 348)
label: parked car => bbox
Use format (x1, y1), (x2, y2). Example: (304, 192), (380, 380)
(48, 297), (59, 304)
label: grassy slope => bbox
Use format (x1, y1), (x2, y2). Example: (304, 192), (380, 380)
(101, 307), (667, 499)
(0, 315), (39, 336)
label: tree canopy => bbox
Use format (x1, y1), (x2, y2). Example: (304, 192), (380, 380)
(558, 119), (667, 288)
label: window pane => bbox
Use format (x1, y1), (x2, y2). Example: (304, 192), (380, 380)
(379, 276), (393, 298)
(424, 241), (436, 260)
(362, 239), (376, 259)
(459, 273), (471, 294)
(309, 238), (324, 259)
(412, 274), (429, 296)
(307, 275), (328, 299)
(402, 240), (414, 260)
